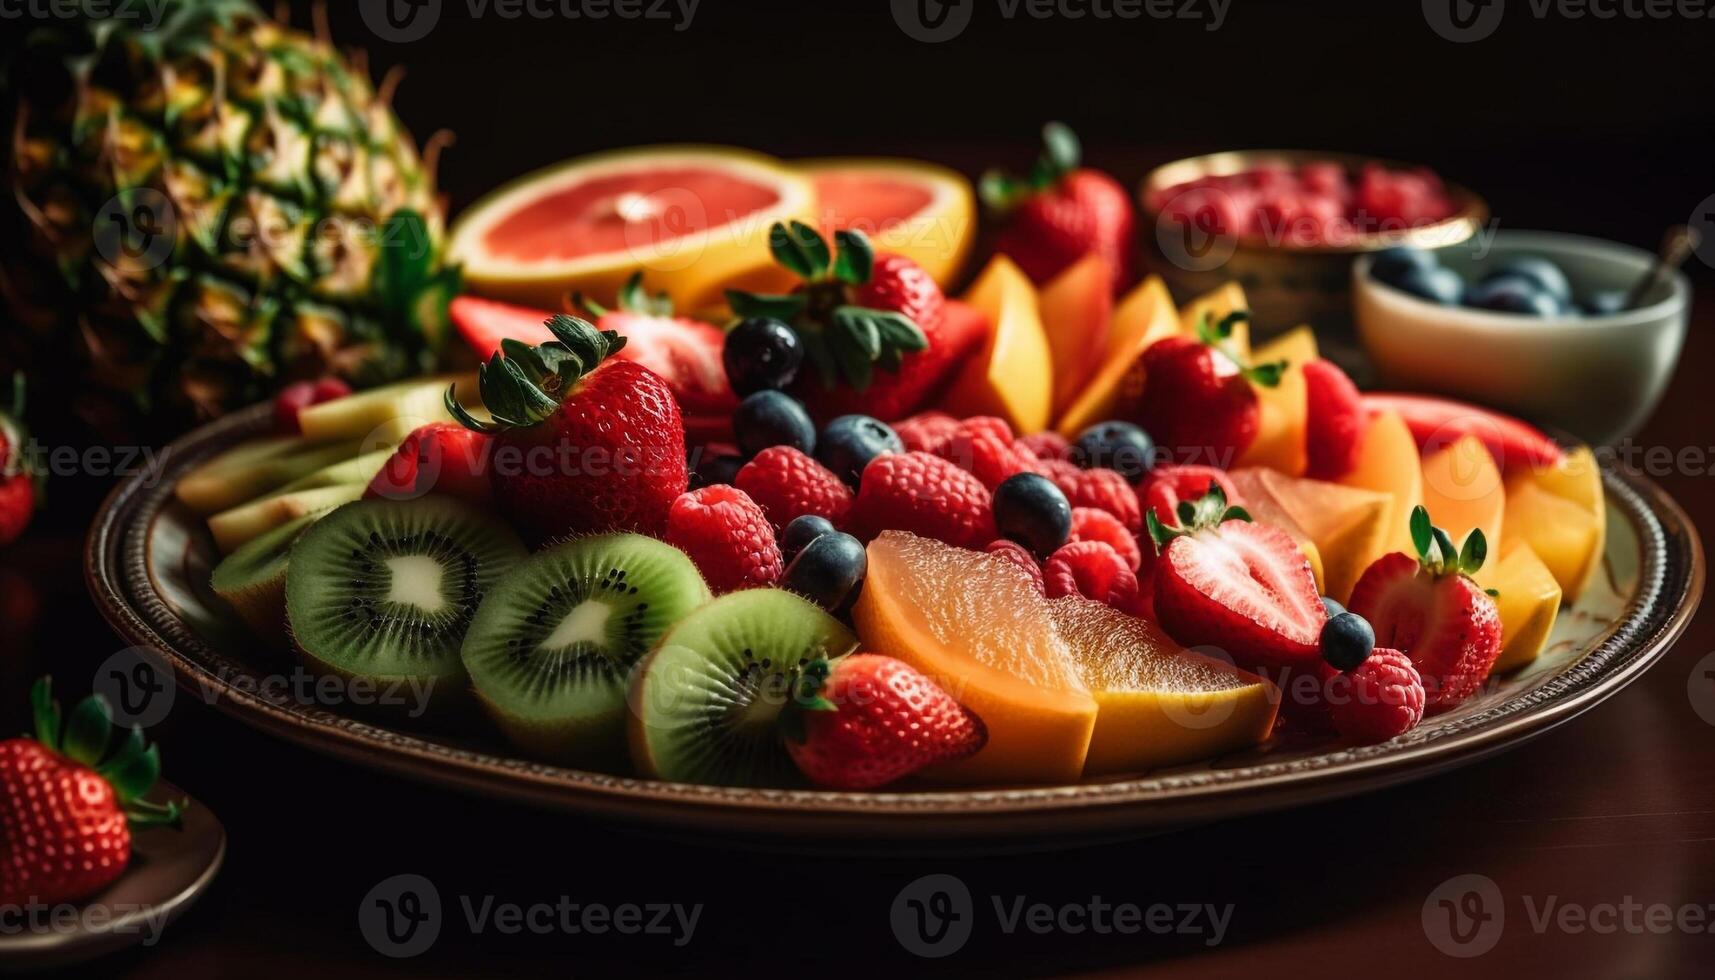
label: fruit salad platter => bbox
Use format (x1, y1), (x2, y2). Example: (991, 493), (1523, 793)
(85, 129), (1700, 846)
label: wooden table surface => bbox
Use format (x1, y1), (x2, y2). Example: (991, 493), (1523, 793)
(4, 213), (1713, 980)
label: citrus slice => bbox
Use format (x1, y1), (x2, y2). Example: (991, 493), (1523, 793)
(796, 157), (975, 286)
(450, 146), (816, 312)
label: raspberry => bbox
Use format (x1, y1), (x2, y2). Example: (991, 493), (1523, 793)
(847, 451), (996, 549)
(1058, 468), (1142, 533)
(663, 486), (783, 594)
(1138, 464), (1241, 525)
(1067, 507), (1141, 571)
(734, 446), (853, 532)
(1326, 648), (1426, 744)
(1039, 457), (1083, 487)
(1044, 540), (1144, 615)
(893, 411), (960, 454)
(984, 539), (1044, 594)
(934, 416), (1042, 490)
(1019, 431), (1072, 462)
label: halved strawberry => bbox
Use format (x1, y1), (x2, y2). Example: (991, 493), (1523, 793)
(1148, 484), (1326, 668)
(1347, 506), (1503, 713)
(1303, 358), (1364, 480)
(1360, 393), (1562, 470)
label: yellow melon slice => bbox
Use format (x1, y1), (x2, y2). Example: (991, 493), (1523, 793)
(1055, 276), (1180, 437)
(1476, 543), (1563, 674)
(1338, 410), (1423, 564)
(1235, 325), (1318, 476)
(941, 255), (1054, 434)
(1503, 447), (1605, 602)
(1039, 254), (1115, 420)
(1419, 434), (1506, 551)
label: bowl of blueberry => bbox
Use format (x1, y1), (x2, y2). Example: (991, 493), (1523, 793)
(1354, 231), (1690, 445)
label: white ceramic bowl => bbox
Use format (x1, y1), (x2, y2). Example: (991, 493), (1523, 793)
(1354, 230), (1689, 445)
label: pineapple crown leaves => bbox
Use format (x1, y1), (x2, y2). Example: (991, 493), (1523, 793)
(574, 272), (674, 319)
(444, 314), (626, 435)
(1194, 310), (1285, 388)
(27, 678), (184, 829)
(377, 209), (461, 352)
(1145, 481), (1253, 553)
(778, 657), (838, 745)
(979, 121), (1082, 214)
(1408, 505), (1491, 585)
(726, 222), (927, 393)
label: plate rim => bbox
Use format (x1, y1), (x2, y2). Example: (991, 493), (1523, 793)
(85, 405), (1705, 835)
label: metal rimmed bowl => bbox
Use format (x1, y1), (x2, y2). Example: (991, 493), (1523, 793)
(1140, 149), (1490, 339)
(86, 405), (1700, 851)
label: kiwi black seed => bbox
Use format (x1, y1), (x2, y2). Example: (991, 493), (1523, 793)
(211, 512), (320, 647)
(628, 588), (857, 787)
(284, 497), (525, 715)
(461, 533), (711, 767)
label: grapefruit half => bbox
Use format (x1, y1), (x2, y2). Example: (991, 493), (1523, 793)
(449, 146), (815, 313)
(796, 158), (975, 287)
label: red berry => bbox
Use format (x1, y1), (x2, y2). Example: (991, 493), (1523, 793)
(663, 485), (782, 594)
(1348, 551), (1503, 713)
(1326, 648), (1426, 743)
(1019, 431), (1073, 462)
(1138, 464), (1241, 526)
(893, 411), (960, 454)
(853, 253), (946, 335)
(734, 446), (853, 532)
(1067, 507), (1141, 571)
(1303, 359), (1364, 480)
(273, 377), (350, 433)
(786, 654), (986, 790)
(1044, 540), (1144, 615)
(1137, 335), (1260, 466)
(365, 423), (493, 506)
(0, 476), (33, 548)
(847, 451), (996, 550)
(933, 416), (1042, 490)
(1056, 467), (1142, 534)
(984, 539), (1045, 594)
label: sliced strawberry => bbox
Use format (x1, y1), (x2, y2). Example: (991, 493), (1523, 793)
(1303, 358), (1364, 480)
(1347, 506), (1503, 713)
(450, 294), (555, 357)
(1149, 485), (1325, 667)
(1360, 393), (1562, 470)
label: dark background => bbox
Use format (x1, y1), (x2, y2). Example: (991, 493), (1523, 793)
(5, 1), (1715, 977)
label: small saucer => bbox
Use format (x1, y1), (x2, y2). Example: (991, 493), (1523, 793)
(0, 781), (225, 972)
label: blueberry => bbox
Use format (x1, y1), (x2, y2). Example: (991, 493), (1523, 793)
(992, 472), (1073, 559)
(1320, 611), (1376, 672)
(1369, 245), (1438, 285)
(780, 514), (836, 564)
(733, 390), (816, 458)
(1073, 421), (1157, 481)
(1385, 265), (1466, 305)
(1465, 276), (1562, 317)
(1484, 257), (1572, 305)
(1321, 596), (1346, 619)
(1580, 289), (1629, 316)
(723, 317), (804, 396)
(815, 415), (903, 488)
(782, 531), (867, 613)
(689, 449), (743, 489)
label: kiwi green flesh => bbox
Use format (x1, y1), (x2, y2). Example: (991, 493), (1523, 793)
(285, 497), (525, 690)
(630, 589), (857, 788)
(211, 512), (319, 641)
(461, 533), (711, 766)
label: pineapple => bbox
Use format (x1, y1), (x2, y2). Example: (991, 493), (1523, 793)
(0, 0), (456, 433)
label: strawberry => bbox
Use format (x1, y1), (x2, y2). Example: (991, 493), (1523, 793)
(846, 451), (996, 550)
(784, 654), (986, 790)
(982, 122), (1135, 287)
(730, 223), (981, 423)
(663, 486), (782, 594)
(0, 679), (183, 907)
(1302, 359), (1365, 480)
(1137, 311), (1285, 467)
(1138, 464), (1242, 526)
(451, 283), (736, 421)
(273, 376), (351, 434)
(364, 422), (493, 506)
(733, 445), (853, 532)
(1347, 507), (1503, 713)
(1148, 484), (1327, 668)
(447, 315), (687, 540)
(1359, 393), (1562, 470)
(0, 374), (37, 548)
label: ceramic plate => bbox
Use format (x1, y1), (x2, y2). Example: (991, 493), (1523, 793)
(86, 406), (1703, 849)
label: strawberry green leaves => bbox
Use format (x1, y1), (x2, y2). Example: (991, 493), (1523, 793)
(769, 220), (833, 281)
(1194, 310), (1286, 389)
(1146, 481), (1253, 552)
(1408, 505), (1488, 579)
(577, 272), (673, 319)
(23, 677), (184, 828)
(980, 121), (1082, 213)
(446, 314), (626, 434)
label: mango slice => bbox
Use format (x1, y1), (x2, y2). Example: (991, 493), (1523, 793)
(1476, 543), (1563, 674)
(1502, 447), (1605, 603)
(1338, 410), (1423, 564)
(1420, 434), (1505, 551)
(942, 256), (1054, 435)
(1235, 326), (1318, 477)
(1055, 276), (1180, 437)
(1039, 254), (1115, 419)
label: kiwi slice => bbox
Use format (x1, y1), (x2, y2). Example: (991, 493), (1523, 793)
(284, 497), (525, 714)
(629, 589), (857, 787)
(460, 533), (711, 767)
(211, 512), (319, 646)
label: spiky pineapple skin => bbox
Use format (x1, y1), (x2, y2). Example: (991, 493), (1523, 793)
(0, 0), (452, 433)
